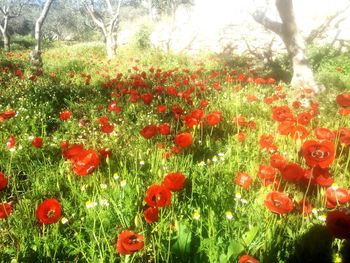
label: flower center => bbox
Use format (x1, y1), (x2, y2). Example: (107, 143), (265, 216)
(47, 209), (55, 218)
(310, 149), (328, 159)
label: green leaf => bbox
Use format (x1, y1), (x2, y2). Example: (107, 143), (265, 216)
(243, 226), (259, 246)
(227, 240), (244, 259)
(172, 222), (192, 256)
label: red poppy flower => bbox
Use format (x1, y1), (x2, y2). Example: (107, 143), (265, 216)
(32, 137), (43, 148)
(326, 210), (350, 239)
(206, 111), (221, 126)
(62, 144), (85, 162)
(259, 134), (274, 149)
(326, 186), (350, 207)
(290, 125), (309, 140)
(184, 115), (199, 129)
(280, 163), (304, 182)
(101, 123), (114, 133)
(257, 164), (276, 181)
(175, 132), (193, 148)
(237, 132), (246, 142)
(162, 172), (186, 192)
(303, 166), (334, 187)
(297, 112), (312, 126)
(302, 140), (335, 168)
(339, 108), (350, 116)
(59, 111), (72, 121)
(0, 109), (15, 121)
(269, 154), (287, 170)
(144, 185), (172, 207)
(116, 230), (144, 255)
(277, 121), (295, 135)
(314, 128), (335, 141)
(238, 254), (260, 263)
(7, 135), (16, 149)
(107, 101), (121, 113)
(144, 207), (159, 224)
(141, 93), (153, 104)
(140, 124), (158, 139)
(336, 93), (350, 107)
(36, 198), (62, 225)
(73, 149), (100, 176)
(272, 106), (294, 122)
(191, 109), (204, 120)
(157, 105), (167, 113)
(158, 123), (171, 135)
(0, 172), (8, 191)
(235, 172), (253, 189)
(0, 202), (12, 219)
(338, 128), (350, 145)
(99, 147), (112, 159)
(264, 191), (294, 214)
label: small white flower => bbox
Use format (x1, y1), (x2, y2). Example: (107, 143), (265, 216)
(120, 180), (127, 187)
(225, 211), (233, 220)
(61, 217), (69, 224)
(113, 173), (119, 180)
(100, 183), (108, 189)
(193, 210), (200, 220)
(99, 199), (109, 206)
(235, 193), (242, 200)
(139, 161), (145, 166)
(317, 214), (327, 222)
(86, 201), (98, 209)
(28, 136), (34, 141)
(241, 199), (248, 204)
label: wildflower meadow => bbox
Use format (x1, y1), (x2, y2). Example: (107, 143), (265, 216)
(1, 43), (350, 263)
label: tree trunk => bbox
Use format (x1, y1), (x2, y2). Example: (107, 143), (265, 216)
(2, 31), (10, 51)
(105, 33), (116, 59)
(276, 0), (324, 95)
(30, 0), (54, 67)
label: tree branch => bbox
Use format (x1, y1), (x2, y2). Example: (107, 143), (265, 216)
(251, 10), (282, 35)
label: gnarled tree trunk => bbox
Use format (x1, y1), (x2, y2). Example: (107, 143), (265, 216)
(253, 0), (325, 96)
(30, 0), (54, 67)
(1, 30), (10, 51)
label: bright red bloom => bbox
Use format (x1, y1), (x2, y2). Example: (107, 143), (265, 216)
(338, 128), (350, 145)
(157, 105), (167, 113)
(290, 125), (309, 140)
(144, 185), (172, 207)
(257, 164), (276, 181)
(272, 106), (294, 122)
(339, 108), (350, 116)
(264, 191), (294, 214)
(191, 109), (204, 120)
(107, 101), (121, 113)
(336, 93), (350, 107)
(162, 172), (186, 192)
(302, 140), (335, 168)
(280, 163), (304, 182)
(7, 135), (16, 149)
(0, 172), (8, 191)
(326, 187), (350, 208)
(259, 134), (274, 149)
(314, 128), (335, 141)
(158, 123), (171, 135)
(141, 93), (153, 104)
(184, 115), (199, 129)
(235, 172), (253, 189)
(206, 111), (221, 126)
(59, 111), (72, 121)
(175, 132), (192, 148)
(32, 137), (43, 148)
(73, 149), (100, 176)
(36, 198), (62, 225)
(101, 123), (115, 133)
(297, 112), (312, 126)
(99, 147), (112, 159)
(0, 202), (12, 219)
(277, 121), (295, 135)
(269, 154), (287, 170)
(326, 210), (350, 239)
(116, 230), (144, 255)
(238, 254), (260, 263)
(140, 124), (158, 139)
(303, 166), (334, 187)
(62, 144), (85, 162)
(144, 207), (159, 224)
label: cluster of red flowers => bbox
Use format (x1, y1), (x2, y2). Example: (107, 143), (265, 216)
(143, 172), (186, 224)
(0, 171), (11, 219)
(61, 142), (100, 176)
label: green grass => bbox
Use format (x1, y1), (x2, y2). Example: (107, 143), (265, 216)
(0, 43), (350, 263)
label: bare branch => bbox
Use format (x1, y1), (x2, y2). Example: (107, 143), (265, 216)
(251, 10), (282, 35)
(306, 3), (350, 44)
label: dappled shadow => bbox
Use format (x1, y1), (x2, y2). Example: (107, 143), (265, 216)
(286, 225), (334, 263)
